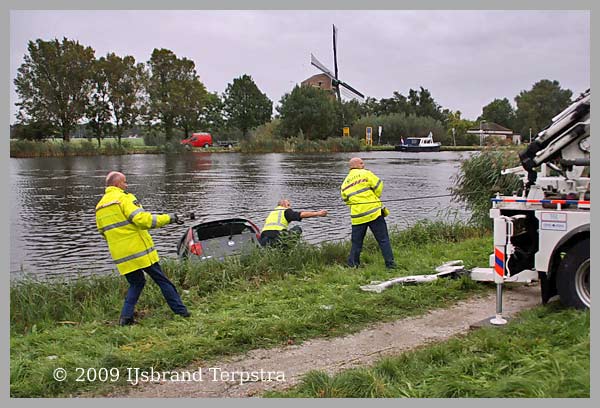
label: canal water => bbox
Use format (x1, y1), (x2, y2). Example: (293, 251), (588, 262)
(10, 151), (473, 279)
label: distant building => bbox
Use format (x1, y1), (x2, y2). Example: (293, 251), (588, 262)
(301, 73), (333, 90)
(467, 122), (521, 144)
(300, 73), (337, 99)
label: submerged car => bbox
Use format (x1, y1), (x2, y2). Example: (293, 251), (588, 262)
(176, 218), (261, 261)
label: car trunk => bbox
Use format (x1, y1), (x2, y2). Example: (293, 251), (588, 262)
(177, 218), (261, 261)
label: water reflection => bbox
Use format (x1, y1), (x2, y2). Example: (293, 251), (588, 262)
(10, 151), (472, 279)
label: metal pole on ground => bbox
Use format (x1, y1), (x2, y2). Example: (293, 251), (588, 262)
(490, 283), (507, 325)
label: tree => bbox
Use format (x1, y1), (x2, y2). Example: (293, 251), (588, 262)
(359, 97), (380, 117)
(223, 74), (272, 138)
(446, 111), (477, 146)
(514, 80), (573, 140)
(366, 88), (446, 123)
(14, 38), (96, 141)
(175, 76), (208, 139)
(12, 120), (57, 141)
(199, 92), (225, 134)
(277, 85), (337, 140)
(99, 53), (146, 145)
(377, 91), (409, 116)
(339, 99), (362, 129)
(86, 58), (112, 147)
(478, 98), (516, 130)
(146, 48), (198, 141)
(408, 87), (446, 122)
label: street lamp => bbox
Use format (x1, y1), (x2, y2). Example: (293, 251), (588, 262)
(529, 128), (532, 143)
(479, 120), (486, 146)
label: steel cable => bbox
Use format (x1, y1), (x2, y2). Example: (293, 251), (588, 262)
(186, 192), (464, 221)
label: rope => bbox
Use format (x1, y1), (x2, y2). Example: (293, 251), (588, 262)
(186, 192), (461, 221)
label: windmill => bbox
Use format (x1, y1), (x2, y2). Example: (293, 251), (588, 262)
(310, 25), (364, 102)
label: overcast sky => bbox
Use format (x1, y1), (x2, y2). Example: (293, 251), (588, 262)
(9, 10), (590, 122)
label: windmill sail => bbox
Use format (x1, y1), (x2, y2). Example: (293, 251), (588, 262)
(310, 54), (335, 79)
(339, 82), (364, 99)
(333, 25), (339, 78)
(332, 24), (341, 101)
(310, 25), (364, 100)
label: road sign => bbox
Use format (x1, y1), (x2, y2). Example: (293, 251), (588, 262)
(365, 127), (373, 146)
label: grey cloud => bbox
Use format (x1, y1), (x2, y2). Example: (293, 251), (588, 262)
(10, 10), (589, 121)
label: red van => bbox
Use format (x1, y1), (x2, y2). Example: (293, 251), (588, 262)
(181, 132), (213, 148)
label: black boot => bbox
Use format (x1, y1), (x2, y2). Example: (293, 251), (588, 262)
(119, 316), (135, 326)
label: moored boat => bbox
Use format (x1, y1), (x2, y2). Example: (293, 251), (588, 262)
(395, 132), (441, 152)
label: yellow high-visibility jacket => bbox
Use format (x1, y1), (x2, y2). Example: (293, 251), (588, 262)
(261, 206), (290, 232)
(341, 168), (384, 225)
(95, 186), (171, 275)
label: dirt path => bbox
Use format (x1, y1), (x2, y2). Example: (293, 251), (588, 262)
(110, 284), (540, 398)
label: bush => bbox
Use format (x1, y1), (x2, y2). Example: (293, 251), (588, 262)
(484, 135), (512, 146)
(200, 120), (361, 153)
(78, 139), (99, 154)
(250, 119), (280, 141)
(351, 113), (447, 146)
(240, 136), (360, 153)
(239, 120), (286, 152)
(101, 141), (127, 155)
(161, 141), (186, 154)
(10, 139), (38, 157)
(451, 149), (522, 227)
(143, 131), (166, 146)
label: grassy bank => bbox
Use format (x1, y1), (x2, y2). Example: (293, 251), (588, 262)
(363, 145), (483, 152)
(11, 221), (491, 397)
(270, 304), (589, 398)
(239, 136), (361, 153)
(10, 138), (159, 157)
(441, 146), (483, 151)
(11, 137), (492, 157)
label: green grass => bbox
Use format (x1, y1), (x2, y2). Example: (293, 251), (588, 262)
(269, 304), (589, 398)
(11, 221), (492, 397)
(9, 138), (160, 157)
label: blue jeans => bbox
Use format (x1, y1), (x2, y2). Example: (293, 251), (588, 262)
(121, 262), (188, 318)
(348, 215), (396, 268)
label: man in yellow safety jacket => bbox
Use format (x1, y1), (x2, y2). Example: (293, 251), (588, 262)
(260, 199), (328, 247)
(341, 157), (396, 269)
(96, 171), (190, 326)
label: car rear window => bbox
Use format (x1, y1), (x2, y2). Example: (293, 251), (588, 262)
(194, 220), (253, 241)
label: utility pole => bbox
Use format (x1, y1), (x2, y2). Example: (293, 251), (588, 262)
(479, 120), (486, 146)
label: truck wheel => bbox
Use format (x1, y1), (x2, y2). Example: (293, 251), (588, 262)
(557, 238), (590, 309)
(184, 144), (192, 150)
(203, 143), (209, 148)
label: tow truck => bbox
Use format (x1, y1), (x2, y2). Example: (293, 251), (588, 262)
(474, 89), (590, 314)
(362, 90), (590, 321)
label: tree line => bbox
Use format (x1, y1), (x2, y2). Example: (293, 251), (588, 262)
(13, 37), (579, 147)
(13, 38), (273, 145)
